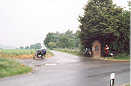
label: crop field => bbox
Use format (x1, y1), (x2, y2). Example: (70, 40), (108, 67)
(0, 49), (35, 55)
(0, 49), (53, 59)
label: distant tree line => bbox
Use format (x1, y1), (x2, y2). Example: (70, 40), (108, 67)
(44, 30), (80, 49)
(19, 43), (42, 49)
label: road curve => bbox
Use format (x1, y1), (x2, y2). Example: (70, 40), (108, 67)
(0, 51), (130, 86)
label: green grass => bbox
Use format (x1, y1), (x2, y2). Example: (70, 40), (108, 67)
(46, 50), (54, 56)
(0, 49), (53, 78)
(105, 53), (130, 61)
(0, 58), (32, 78)
(0, 49), (54, 59)
(0, 49), (35, 55)
(54, 48), (80, 56)
(113, 54), (130, 61)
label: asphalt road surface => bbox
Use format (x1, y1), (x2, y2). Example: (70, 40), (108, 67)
(0, 51), (130, 86)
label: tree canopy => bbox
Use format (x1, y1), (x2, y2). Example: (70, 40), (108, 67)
(19, 43), (42, 49)
(79, 0), (130, 54)
(44, 30), (80, 49)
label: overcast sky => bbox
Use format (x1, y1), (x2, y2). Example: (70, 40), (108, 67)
(0, 0), (129, 48)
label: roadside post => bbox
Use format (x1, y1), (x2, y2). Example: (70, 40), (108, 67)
(110, 73), (115, 86)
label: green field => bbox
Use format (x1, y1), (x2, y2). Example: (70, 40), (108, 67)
(0, 58), (32, 78)
(0, 49), (53, 78)
(0, 49), (35, 55)
(0, 49), (53, 59)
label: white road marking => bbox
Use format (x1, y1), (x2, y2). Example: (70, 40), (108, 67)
(45, 63), (57, 66)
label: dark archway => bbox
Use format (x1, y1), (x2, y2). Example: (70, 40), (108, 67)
(83, 33), (117, 57)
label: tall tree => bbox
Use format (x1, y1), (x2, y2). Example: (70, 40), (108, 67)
(79, 0), (130, 54)
(44, 32), (60, 48)
(128, 0), (131, 11)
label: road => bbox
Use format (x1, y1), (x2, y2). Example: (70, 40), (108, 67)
(0, 51), (130, 86)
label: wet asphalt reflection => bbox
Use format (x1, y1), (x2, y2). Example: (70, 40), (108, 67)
(0, 51), (130, 86)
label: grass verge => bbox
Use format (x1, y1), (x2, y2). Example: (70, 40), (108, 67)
(0, 58), (32, 78)
(105, 54), (130, 61)
(45, 50), (54, 58)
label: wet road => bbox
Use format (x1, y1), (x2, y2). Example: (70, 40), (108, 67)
(0, 51), (130, 86)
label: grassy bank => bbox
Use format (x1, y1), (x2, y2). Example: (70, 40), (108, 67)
(0, 58), (32, 78)
(0, 49), (53, 59)
(114, 54), (130, 60)
(105, 54), (130, 61)
(54, 48), (80, 56)
(46, 50), (54, 58)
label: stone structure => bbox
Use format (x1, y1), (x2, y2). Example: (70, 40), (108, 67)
(92, 40), (101, 58)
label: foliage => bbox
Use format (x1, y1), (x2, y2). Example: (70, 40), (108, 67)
(19, 43), (42, 49)
(44, 30), (80, 49)
(30, 43), (42, 49)
(0, 58), (32, 78)
(128, 1), (131, 11)
(48, 42), (57, 49)
(78, 0), (130, 55)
